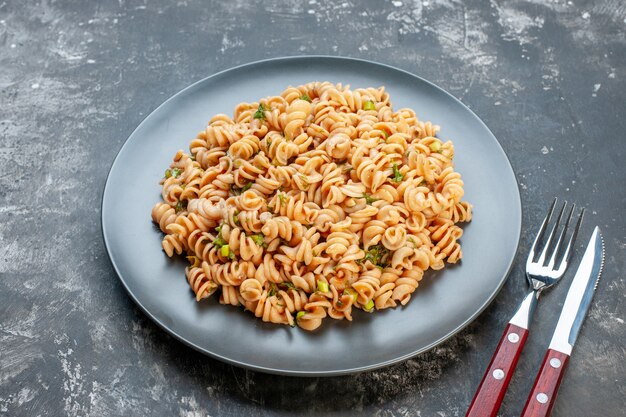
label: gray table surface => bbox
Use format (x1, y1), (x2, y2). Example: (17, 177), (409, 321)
(1, 0), (624, 416)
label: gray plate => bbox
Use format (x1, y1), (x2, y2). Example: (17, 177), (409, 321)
(101, 56), (521, 376)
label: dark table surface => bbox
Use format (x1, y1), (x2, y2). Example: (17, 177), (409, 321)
(1, 0), (625, 416)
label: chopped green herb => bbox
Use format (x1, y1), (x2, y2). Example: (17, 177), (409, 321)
(407, 237), (417, 248)
(342, 165), (353, 173)
(362, 244), (390, 268)
(419, 179), (428, 187)
(212, 229), (227, 249)
(213, 236), (227, 249)
(230, 182), (253, 195)
(233, 212), (240, 225)
(277, 193), (288, 206)
(317, 280), (329, 293)
(251, 233), (266, 247)
(190, 155), (196, 161)
(362, 193), (378, 205)
(429, 141), (442, 153)
(300, 94), (312, 102)
(215, 225), (222, 234)
(175, 199), (187, 213)
(186, 255), (201, 268)
(165, 168), (182, 179)
(363, 100), (376, 111)
(404, 149), (411, 158)
(392, 163), (404, 183)
(266, 138), (272, 150)
(278, 282), (297, 291)
(364, 299), (375, 311)
(312, 250), (319, 257)
(220, 245), (230, 257)
(344, 288), (357, 303)
(382, 130), (390, 139)
(296, 311), (306, 320)
(268, 282), (278, 297)
(254, 103), (267, 120)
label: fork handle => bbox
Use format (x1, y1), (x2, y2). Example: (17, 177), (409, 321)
(520, 349), (570, 417)
(466, 323), (529, 417)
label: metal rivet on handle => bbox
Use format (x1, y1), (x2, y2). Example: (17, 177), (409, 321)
(536, 393), (549, 404)
(508, 333), (520, 343)
(550, 358), (562, 368)
(492, 369), (505, 380)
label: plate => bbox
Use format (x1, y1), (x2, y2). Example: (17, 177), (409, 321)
(102, 56), (521, 376)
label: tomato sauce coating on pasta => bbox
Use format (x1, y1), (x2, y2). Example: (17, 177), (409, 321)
(151, 82), (472, 330)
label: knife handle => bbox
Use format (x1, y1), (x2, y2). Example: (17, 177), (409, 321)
(466, 323), (529, 417)
(520, 349), (570, 417)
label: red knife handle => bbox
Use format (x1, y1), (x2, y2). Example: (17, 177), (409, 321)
(520, 349), (570, 417)
(466, 323), (529, 417)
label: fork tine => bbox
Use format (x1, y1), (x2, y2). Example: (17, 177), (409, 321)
(527, 198), (557, 268)
(547, 203), (575, 269)
(537, 200), (567, 266)
(555, 207), (585, 273)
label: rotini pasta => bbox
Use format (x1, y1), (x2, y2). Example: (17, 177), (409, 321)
(152, 82), (472, 331)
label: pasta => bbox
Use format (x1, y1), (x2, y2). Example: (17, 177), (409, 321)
(151, 82), (472, 330)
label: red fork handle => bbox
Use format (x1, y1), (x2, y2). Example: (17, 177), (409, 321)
(466, 323), (529, 417)
(520, 349), (570, 417)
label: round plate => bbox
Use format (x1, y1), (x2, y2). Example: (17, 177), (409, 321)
(102, 56), (521, 376)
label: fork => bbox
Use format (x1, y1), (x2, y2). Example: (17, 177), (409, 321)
(465, 198), (584, 417)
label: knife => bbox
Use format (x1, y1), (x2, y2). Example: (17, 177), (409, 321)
(520, 226), (605, 417)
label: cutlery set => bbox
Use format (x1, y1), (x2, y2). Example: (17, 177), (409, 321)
(466, 199), (605, 417)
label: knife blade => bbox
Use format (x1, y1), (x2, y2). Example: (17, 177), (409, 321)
(520, 226), (605, 417)
(548, 226), (604, 355)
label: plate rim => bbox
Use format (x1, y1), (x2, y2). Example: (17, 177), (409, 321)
(101, 55), (522, 376)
